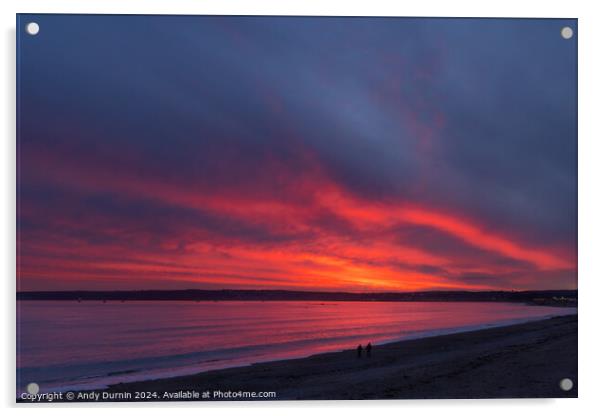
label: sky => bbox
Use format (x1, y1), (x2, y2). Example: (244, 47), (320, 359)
(17, 15), (577, 292)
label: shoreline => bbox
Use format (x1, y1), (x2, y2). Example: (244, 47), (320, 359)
(16, 289), (578, 308)
(30, 313), (577, 401)
(29, 311), (577, 394)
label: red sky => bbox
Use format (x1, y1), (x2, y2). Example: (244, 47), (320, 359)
(17, 143), (576, 292)
(17, 16), (577, 292)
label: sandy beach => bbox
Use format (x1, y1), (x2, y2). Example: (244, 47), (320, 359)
(84, 314), (578, 401)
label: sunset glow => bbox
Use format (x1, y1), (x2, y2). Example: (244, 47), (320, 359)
(17, 16), (577, 292)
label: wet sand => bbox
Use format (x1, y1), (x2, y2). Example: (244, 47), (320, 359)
(94, 314), (578, 400)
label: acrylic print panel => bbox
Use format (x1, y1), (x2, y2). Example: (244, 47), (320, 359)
(16, 14), (577, 402)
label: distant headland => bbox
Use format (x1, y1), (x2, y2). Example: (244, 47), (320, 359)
(16, 289), (577, 306)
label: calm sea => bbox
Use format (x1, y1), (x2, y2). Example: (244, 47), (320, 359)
(17, 301), (576, 393)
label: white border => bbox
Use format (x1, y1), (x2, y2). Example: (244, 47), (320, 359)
(2, 1), (601, 415)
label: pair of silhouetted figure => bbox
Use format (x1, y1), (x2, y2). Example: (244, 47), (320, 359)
(357, 342), (372, 358)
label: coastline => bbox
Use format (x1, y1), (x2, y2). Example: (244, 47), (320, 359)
(16, 289), (578, 307)
(37, 313), (577, 401)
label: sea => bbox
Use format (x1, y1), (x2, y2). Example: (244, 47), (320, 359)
(17, 300), (576, 394)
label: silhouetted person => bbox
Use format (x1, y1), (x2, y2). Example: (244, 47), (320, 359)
(366, 342), (372, 357)
(357, 344), (363, 358)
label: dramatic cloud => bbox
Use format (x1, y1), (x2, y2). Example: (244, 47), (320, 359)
(17, 15), (577, 291)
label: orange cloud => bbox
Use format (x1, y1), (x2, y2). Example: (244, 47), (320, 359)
(18, 146), (576, 292)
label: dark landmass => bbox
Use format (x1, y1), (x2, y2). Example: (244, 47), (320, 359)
(35, 314), (577, 401)
(16, 289), (577, 306)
